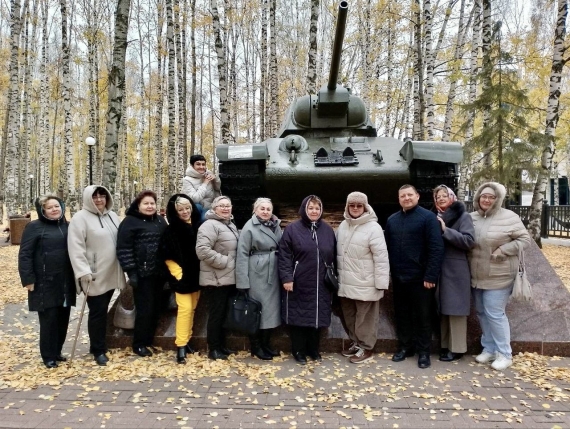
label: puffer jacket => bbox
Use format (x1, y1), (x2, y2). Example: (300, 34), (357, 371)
(196, 210), (239, 286)
(18, 197), (76, 311)
(68, 185), (126, 296)
(116, 199), (167, 280)
(469, 182), (531, 290)
(336, 203), (389, 301)
(181, 165), (221, 209)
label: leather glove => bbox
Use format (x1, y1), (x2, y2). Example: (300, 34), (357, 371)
(80, 274), (93, 293)
(128, 271), (139, 288)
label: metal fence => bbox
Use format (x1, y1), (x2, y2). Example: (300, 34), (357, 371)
(463, 201), (570, 238)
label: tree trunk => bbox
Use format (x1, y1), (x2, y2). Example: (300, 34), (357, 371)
(39, 0), (50, 195)
(268, 0), (278, 135)
(102, 0), (131, 197)
(2, 0), (26, 217)
(423, 0), (435, 140)
(166, 0), (177, 196)
(189, 0), (197, 156)
(457, 0), (482, 201)
(260, 0), (268, 141)
(412, 0), (424, 140)
(210, 0), (230, 144)
(480, 0), (492, 172)
(528, 0), (568, 245)
(154, 0), (165, 198)
(306, 0), (319, 95)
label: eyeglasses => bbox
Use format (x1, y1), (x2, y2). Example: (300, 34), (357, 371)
(348, 204), (364, 209)
(217, 205), (232, 209)
(92, 195), (106, 200)
(480, 194), (496, 201)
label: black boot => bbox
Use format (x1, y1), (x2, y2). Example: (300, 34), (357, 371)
(260, 329), (279, 357)
(176, 347), (187, 364)
(249, 334), (272, 361)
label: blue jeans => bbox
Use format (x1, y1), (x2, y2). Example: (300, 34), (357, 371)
(473, 285), (513, 359)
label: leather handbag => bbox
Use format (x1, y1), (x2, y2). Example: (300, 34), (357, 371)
(323, 262), (339, 294)
(511, 251), (532, 301)
(223, 290), (262, 335)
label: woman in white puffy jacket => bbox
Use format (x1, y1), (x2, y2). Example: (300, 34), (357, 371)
(336, 192), (390, 364)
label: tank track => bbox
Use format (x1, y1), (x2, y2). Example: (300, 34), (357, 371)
(411, 160), (459, 204)
(218, 161), (265, 229)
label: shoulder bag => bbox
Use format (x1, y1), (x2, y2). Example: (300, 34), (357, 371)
(511, 250), (532, 301)
(223, 290), (262, 335)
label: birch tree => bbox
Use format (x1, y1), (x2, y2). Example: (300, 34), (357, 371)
(102, 0), (132, 196)
(210, 0), (230, 143)
(306, 0), (319, 94)
(528, 0), (568, 245)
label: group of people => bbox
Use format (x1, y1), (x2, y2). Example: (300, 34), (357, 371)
(18, 154), (530, 372)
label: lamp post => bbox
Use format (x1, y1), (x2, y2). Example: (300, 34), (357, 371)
(85, 136), (96, 185)
(29, 174), (34, 205)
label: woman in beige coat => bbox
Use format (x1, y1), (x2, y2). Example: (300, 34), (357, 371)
(196, 196), (239, 360)
(336, 192), (389, 364)
(68, 185), (126, 365)
(469, 182), (530, 371)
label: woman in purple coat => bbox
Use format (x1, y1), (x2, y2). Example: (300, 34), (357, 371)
(278, 195), (336, 364)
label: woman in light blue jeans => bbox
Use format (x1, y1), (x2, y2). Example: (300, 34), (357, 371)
(468, 182), (530, 371)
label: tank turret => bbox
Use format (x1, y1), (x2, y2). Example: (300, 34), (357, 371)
(216, 1), (462, 228)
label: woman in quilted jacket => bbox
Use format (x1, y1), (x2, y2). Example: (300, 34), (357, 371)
(468, 182), (530, 371)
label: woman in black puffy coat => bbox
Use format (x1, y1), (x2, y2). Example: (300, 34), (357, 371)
(159, 194), (201, 364)
(116, 190), (167, 357)
(18, 195), (76, 368)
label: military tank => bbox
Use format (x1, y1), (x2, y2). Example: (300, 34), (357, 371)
(216, 0), (462, 228)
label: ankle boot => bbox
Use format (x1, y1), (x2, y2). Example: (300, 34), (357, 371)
(260, 329), (279, 357)
(249, 334), (272, 360)
(176, 347), (187, 364)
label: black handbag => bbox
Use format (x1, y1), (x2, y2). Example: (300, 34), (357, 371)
(223, 290), (262, 335)
(323, 262), (339, 294)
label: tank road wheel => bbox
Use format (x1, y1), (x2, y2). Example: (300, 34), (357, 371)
(218, 161), (265, 229)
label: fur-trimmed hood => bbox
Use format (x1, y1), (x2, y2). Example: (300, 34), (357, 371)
(473, 181), (506, 216)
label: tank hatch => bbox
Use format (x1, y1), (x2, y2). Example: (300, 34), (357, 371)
(314, 147), (359, 166)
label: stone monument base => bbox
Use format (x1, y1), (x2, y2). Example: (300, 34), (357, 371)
(107, 240), (570, 356)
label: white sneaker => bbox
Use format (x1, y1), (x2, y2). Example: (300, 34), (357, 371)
(491, 354), (512, 371)
(475, 351), (497, 364)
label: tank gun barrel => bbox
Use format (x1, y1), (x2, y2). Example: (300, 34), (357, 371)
(327, 1), (349, 90)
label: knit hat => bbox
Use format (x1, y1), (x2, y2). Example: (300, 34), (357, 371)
(346, 192), (368, 206)
(190, 154), (206, 166)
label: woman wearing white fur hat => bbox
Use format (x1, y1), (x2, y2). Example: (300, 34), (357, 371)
(336, 192), (390, 364)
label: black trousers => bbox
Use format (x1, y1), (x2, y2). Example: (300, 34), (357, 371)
(132, 275), (162, 349)
(392, 279), (435, 354)
(38, 305), (71, 362)
(86, 289), (114, 356)
(204, 285), (235, 351)
(288, 325), (320, 356)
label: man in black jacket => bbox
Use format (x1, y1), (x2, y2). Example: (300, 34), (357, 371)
(385, 184), (444, 369)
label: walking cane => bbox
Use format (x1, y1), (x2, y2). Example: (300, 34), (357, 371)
(69, 281), (90, 365)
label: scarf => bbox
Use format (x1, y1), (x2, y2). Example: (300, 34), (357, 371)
(434, 185), (457, 213)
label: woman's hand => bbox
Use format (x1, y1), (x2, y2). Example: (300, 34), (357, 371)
(437, 216), (446, 232)
(25, 284), (34, 292)
(492, 247), (503, 256)
(283, 282), (293, 292)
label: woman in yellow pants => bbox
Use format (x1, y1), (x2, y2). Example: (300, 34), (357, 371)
(160, 194), (202, 364)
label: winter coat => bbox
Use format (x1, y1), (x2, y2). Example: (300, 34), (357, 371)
(181, 165), (221, 209)
(469, 182), (531, 290)
(18, 197), (76, 312)
(278, 196), (336, 328)
(68, 185), (126, 296)
(385, 204), (444, 284)
(336, 204), (389, 301)
(433, 201), (475, 316)
(116, 199), (167, 281)
(195, 210), (239, 286)
(236, 214), (283, 329)
(159, 194), (202, 294)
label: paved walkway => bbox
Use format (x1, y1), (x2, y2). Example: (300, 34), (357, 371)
(2, 300), (570, 429)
